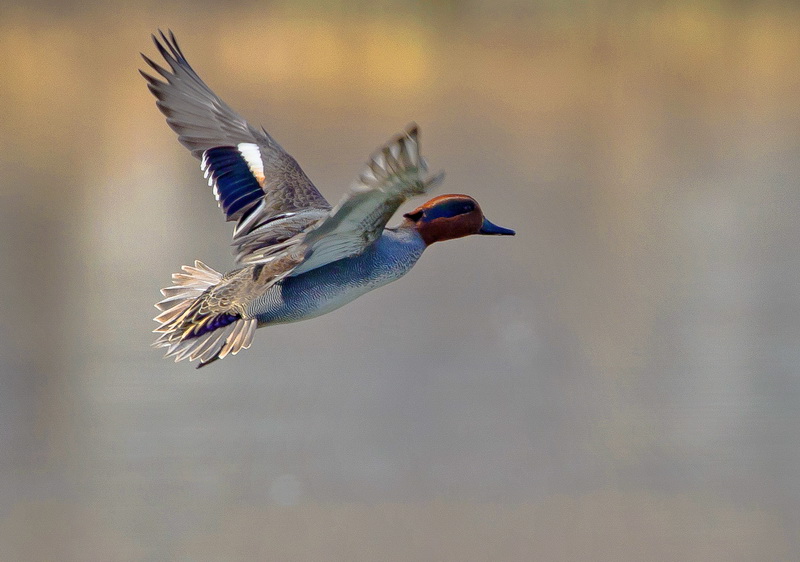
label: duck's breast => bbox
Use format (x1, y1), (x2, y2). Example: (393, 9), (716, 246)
(249, 229), (426, 325)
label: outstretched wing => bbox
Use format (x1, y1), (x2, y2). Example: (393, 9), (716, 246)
(140, 30), (331, 257)
(239, 125), (444, 273)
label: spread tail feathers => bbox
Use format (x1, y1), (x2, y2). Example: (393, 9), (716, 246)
(152, 261), (257, 367)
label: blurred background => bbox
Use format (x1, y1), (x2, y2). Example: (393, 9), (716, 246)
(0, 0), (798, 559)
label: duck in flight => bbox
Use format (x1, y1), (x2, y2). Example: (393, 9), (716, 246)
(141, 31), (515, 367)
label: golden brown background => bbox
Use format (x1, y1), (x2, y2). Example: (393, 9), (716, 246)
(1, 1), (798, 560)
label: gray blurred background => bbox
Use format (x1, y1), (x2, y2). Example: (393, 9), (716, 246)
(0, 1), (798, 560)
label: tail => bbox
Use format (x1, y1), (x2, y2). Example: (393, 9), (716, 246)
(153, 261), (257, 367)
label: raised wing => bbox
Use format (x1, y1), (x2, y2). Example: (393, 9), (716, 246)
(240, 125), (444, 273)
(140, 30), (331, 254)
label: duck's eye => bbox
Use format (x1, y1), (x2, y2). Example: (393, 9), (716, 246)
(460, 201), (476, 214)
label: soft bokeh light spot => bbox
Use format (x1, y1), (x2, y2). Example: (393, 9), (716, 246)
(0, 17), (84, 160)
(360, 21), (431, 98)
(218, 19), (346, 92)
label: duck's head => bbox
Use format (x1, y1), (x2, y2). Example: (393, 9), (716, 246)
(402, 194), (515, 245)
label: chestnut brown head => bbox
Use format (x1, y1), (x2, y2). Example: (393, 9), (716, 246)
(403, 194), (515, 245)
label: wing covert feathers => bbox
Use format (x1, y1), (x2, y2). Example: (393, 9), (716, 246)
(287, 124), (444, 274)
